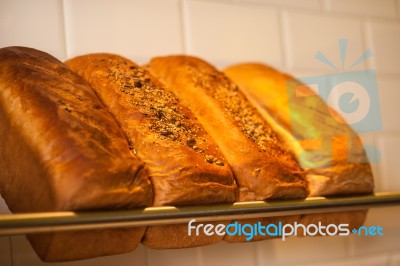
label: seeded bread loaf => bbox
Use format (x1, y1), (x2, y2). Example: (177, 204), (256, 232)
(0, 47), (152, 261)
(66, 54), (237, 249)
(223, 63), (373, 196)
(147, 56), (308, 202)
(147, 56), (308, 243)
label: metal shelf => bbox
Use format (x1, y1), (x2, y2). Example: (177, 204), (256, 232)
(0, 192), (399, 236)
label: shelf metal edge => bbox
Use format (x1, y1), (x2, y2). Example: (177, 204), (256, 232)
(1, 192), (400, 236)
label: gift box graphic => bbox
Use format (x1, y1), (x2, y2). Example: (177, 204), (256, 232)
(287, 39), (382, 168)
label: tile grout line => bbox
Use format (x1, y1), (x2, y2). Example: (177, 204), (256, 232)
(9, 237), (14, 266)
(60, 0), (70, 59)
(180, 0), (190, 54)
(374, 135), (387, 191)
(370, 133), (384, 192)
(362, 13), (385, 193)
(196, 247), (204, 266)
(253, 242), (262, 266)
(144, 245), (150, 266)
(361, 18), (374, 70)
(279, 9), (290, 71)
(254, 242), (261, 266)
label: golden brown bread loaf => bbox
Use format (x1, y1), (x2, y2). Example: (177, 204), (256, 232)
(147, 56), (308, 202)
(0, 47), (153, 261)
(224, 63), (373, 196)
(147, 56), (309, 243)
(65, 53), (237, 249)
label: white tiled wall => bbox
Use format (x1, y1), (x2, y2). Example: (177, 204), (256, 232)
(183, 0), (282, 67)
(282, 11), (366, 72)
(1, 0), (400, 265)
(63, 0), (184, 63)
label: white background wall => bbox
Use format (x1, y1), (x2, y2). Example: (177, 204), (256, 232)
(0, 0), (400, 265)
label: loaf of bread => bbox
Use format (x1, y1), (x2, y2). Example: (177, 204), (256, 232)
(147, 56), (308, 243)
(147, 56), (307, 202)
(224, 63), (373, 196)
(0, 46), (153, 261)
(65, 53), (237, 249)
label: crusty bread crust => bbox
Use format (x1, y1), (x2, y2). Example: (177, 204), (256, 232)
(66, 53), (237, 249)
(147, 56), (308, 201)
(224, 63), (373, 196)
(0, 46), (152, 261)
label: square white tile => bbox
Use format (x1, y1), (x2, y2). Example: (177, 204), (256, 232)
(63, 0), (183, 63)
(308, 253), (389, 266)
(376, 134), (400, 192)
(10, 236), (147, 266)
(348, 206), (400, 257)
(390, 250), (400, 266)
(375, 76), (400, 132)
(282, 11), (366, 72)
(199, 241), (257, 266)
(146, 247), (199, 266)
(358, 133), (382, 191)
(183, 0), (282, 68)
(269, 234), (348, 265)
(325, 0), (397, 19)
(0, 0), (66, 60)
(254, 239), (278, 265)
(366, 21), (400, 74)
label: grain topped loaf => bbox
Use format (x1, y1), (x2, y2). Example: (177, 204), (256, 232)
(66, 53), (237, 248)
(147, 55), (308, 201)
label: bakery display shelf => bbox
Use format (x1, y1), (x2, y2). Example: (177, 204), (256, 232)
(0, 192), (399, 236)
